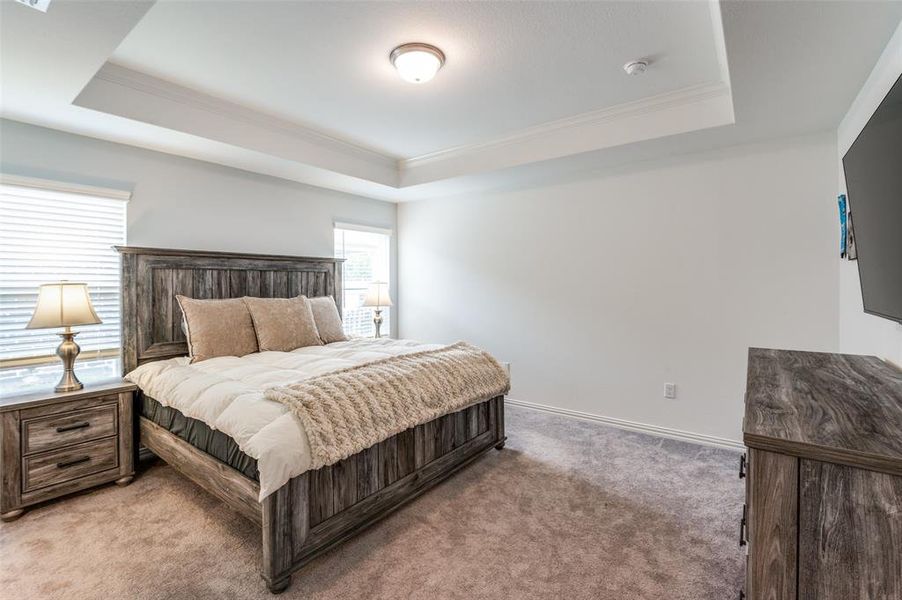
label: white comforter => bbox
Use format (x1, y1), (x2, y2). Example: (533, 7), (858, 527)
(126, 338), (442, 500)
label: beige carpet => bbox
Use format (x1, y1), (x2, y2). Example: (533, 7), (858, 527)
(0, 405), (744, 600)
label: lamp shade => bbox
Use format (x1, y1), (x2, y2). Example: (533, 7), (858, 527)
(26, 282), (102, 330)
(362, 281), (393, 308)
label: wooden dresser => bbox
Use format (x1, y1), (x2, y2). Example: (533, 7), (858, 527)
(0, 380), (137, 521)
(742, 348), (902, 600)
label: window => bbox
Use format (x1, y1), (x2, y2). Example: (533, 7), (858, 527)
(0, 176), (128, 394)
(334, 223), (391, 337)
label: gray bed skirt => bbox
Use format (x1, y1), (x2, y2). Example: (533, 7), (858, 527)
(139, 393), (258, 480)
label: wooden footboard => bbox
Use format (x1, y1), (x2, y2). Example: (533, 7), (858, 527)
(140, 395), (505, 593)
(262, 395), (505, 592)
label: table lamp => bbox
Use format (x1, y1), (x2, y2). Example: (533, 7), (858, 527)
(26, 282), (102, 392)
(362, 281), (392, 338)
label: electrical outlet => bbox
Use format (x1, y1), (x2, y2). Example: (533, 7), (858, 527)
(664, 383), (677, 399)
(502, 362), (511, 377)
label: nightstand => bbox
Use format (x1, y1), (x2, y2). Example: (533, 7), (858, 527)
(0, 380), (137, 521)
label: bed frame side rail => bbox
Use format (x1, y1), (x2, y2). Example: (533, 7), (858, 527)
(139, 416), (262, 525)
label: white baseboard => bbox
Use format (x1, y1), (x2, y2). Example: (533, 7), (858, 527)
(504, 398), (745, 451)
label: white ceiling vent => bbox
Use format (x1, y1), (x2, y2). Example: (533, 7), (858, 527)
(15, 0), (51, 12)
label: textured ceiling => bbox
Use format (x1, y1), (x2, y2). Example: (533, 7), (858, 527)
(110, 1), (722, 158)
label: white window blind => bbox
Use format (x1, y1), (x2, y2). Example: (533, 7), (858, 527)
(334, 224), (391, 338)
(0, 178), (127, 374)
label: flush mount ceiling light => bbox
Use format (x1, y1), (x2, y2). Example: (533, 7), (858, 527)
(623, 60), (649, 76)
(390, 43), (445, 84)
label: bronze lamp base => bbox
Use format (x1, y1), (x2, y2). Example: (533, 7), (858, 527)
(55, 329), (83, 393)
(373, 308), (384, 338)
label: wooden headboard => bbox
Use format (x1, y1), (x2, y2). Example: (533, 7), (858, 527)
(116, 246), (344, 374)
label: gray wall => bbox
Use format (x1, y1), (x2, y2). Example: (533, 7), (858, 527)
(2, 118), (845, 442)
(399, 134), (840, 442)
(0, 119), (398, 335)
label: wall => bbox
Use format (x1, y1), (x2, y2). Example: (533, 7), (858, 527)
(0, 119), (398, 335)
(836, 21), (902, 366)
(399, 134), (839, 442)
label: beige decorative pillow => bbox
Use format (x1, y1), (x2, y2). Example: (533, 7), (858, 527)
(308, 296), (348, 344)
(176, 296), (259, 363)
(244, 296), (323, 352)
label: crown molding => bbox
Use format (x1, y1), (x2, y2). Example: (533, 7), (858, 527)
(398, 81), (734, 186)
(402, 82), (731, 170)
(707, 0), (733, 91)
(76, 64), (733, 192)
(94, 63), (397, 170)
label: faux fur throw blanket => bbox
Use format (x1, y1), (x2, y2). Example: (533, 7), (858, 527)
(265, 342), (511, 469)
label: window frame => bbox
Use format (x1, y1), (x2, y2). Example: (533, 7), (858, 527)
(333, 222), (393, 338)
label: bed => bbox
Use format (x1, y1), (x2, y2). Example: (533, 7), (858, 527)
(116, 246), (506, 593)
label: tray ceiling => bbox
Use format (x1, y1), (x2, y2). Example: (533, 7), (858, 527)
(1, 1), (900, 201)
(108, 1), (724, 159)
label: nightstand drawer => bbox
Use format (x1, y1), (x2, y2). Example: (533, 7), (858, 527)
(22, 403), (118, 455)
(23, 437), (119, 493)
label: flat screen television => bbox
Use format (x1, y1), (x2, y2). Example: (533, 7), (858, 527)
(842, 73), (902, 323)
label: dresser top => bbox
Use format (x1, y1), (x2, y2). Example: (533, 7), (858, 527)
(744, 348), (902, 476)
(0, 379), (137, 412)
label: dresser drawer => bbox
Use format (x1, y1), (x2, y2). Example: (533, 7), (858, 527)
(23, 437), (119, 493)
(22, 403), (118, 455)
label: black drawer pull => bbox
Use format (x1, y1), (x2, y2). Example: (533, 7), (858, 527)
(739, 453), (747, 479)
(56, 421), (90, 433)
(57, 456), (91, 469)
(739, 504), (748, 547)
